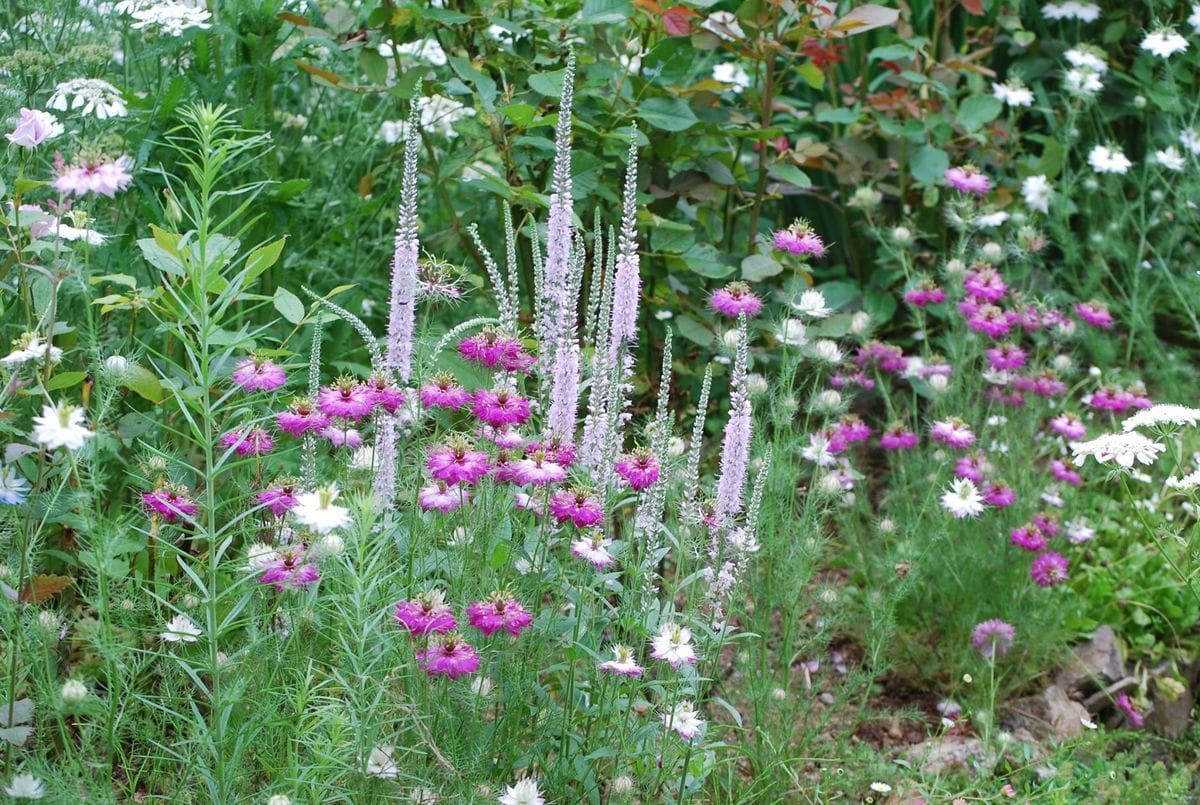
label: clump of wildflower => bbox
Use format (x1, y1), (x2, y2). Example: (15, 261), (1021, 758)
(427, 440), (490, 485)
(395, 590), (457, 635)
(972, 619), (1015, 658)
(1071, 432), (1165, 468)
(420, 373), (471, 409)
(1030, 551), (1069, 587)
(317, 378), (375, 421)
(1011, 524), (1048, 552)
(467, 593), (534, 637)
(259, 546), (319, 591)
(142, 486), (200, 523)
(276, 398), (330, 436)
(931, 418), (975, 449)
(549, 487), (604, 527)
(418, 633), (480, 679)
(711, 282), (763, 317)
(904, 280), (946, 308)
(664, 700), (706, 740)
(471, 387), (532, 428)
(772, 219), (826, 257)
(48, 77), (127, 119)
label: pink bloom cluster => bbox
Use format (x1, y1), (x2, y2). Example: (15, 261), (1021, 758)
(52, 153), (134, 197)
(394, 592), (534, 679)
(772, 219), (827, 257)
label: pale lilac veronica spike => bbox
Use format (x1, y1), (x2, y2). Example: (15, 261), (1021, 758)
(713, 317), (753, 526)
(384, 95), (421, 382)
(372, 420), (398, 504)
(607, 136), (641, 363)
(545, 341), (581, 439)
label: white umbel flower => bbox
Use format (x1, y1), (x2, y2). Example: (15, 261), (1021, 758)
(292, 485), (351, 533)
(159, 613), (202, 643)
(1065, 47), (1108, 73)
(1087, 144), (1132, 175)
(1141, 28), (1188, 59)
(32, 402), (93, 451)
(498, 778), (544, 805)
(4, 773), (44, 800)
(1122, 404), (1200, 431)
(48, 78), (127, 119)
(941, 478), (984, 518)
(123, 2), (213, 36)
(1070, 432), (1165, 468)
(1042, 2), (1100, 21)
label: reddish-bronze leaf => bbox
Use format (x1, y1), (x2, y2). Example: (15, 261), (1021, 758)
(292, 60), (343, 86)
(20, 575), (72, 604)
(957, 0), (984, 14)
(662, 6), (698, 36)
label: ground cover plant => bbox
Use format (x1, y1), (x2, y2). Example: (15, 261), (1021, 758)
(2, 0), (1200, 802)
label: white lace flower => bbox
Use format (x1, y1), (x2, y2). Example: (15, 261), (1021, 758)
(1141, 28), (1188, 59)
(292, 485), (351, 533)
(992, 79), (1034, 107)
(1153, 146), (1186, 171)
(778, 318), (808, 347)
(1070, 432), (1165, 468)
(159, 613), (202, 643)
(126, 2), (212, 36)
(498, 778), (545, 805)
(1182, 129), (1200, 156)
(1122, 404), (1200, 431)
(48, 78), (127, 119)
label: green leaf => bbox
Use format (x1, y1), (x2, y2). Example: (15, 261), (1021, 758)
(273, 287), (306, 324)
(682, 242), (732, 278)
(47, 372), (87, 391)
(909, 145), (949, 186)
(674, 315), (712, 346)
(796, 61), (825, 90)
(359, 49), (389, 85)
(272, 178), (310, 202)
(636, 97), (699, 132)
(580, 0), (631, 24)
(91, 273), (138, 289)
(741, 254), (782, 281)
(529, 69), (567, 98)
(244, 238), (286, 284)
(769, 163), (811, 189)
(957, 95), (1002, 133)
(14, 179), (47, 195)
(815, 107), (860, 125)
(121, 365), (165, 403)
(422, 7), (472, 23)
(501, 103), (537, 127)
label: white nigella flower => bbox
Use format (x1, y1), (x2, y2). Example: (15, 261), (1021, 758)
(159, 613), (202, 643)
(4, 773), (44, 800)
(701, 10), (746, 41)
(244, 542), (280, 572)
(498, 778), (545, 805)
(0, 465), (31, 506)
(992, 79), (1034, 107)
(778, 318), (808, 347)
(2, 334), (63, 366)
(1064, 67), (1103, 96)
(664, 700), (706, 740)
(1041, 1), (1100, 21)
(1065, 47), (1108, 73)
(1153, 146), (1186, 171)
(31, 402), (93, 451)
(292, 485), (351, 533)
(976, 210), (1010, 228)
(1066, 517), (1096, 543)
(712, 62), (751, 92)
(941, 478), (984, 518)
(365, 745), (399, 780)
(649, 622), (697, 667)
(870, 782), (893, 794)
(1021, 174), (1053, 213)
(802, 433), (835, 467)
(793, 289), (831, 318)
(1141, 27), (1189, 59)
(1070, 432), (1166, 468)
(1122, 404), (1200, 431)
(1087, 144), (1132, 175)
(812, 339), (843, 363)
(1182, 129), (1200, 156)
(48, 78), (127, 119)
(1191, 3), (1200, 33)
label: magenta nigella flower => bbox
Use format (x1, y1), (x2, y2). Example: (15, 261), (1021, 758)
(527, 437), (577, 467)
(772, 219), (826, 258)
(366, 374), (405, 413)
(855, 341), (908, 374)
(955, 454), (987, 483)
(458, 328), (533, 371)
(1075, 300), (1114, 329)
(482, 425), (526, 451)
(880, 425), (918, 451)
(471, 387), (532, 429)
(259, 546), (319, 591)
(427, 440), (490, 485)
(491, 452), (520, 484)
(1090, 387), (1136, 413)
(1030, 512), (1060, 538)
(1030, 371), (1067, 398)
(966, 304), (1014, 339)
(983, 483), (1015, 508)
(945, 164), (990, 195)
(277, 398), (331, 437)
(571, 531), (616, 568)
(971, 619), (1015, 659)
(420, 373), (472, 409)
(963, 266), (1007, 303)
(1010, 524), (1048, 552)
(834, 416), (871, 444)
(1115, 692), (1144, 727)
(549, 487), (604, 528)
(418, 633), (481, 680)
(986, 343), (1027, 371)
(317, 379), (375, 421)
(257, 481), (299, 517)
(931, 418), (975, 449)
(711, 282), (763, 318)
(220, 427), (274, 457)
(319, 422), (363, 449)
(614, 450), (660, 492)
(1050, 459), (1083, 486)
(904, 279), (946, 308)
(142, 488), (200, 523)
(232, 356), (287, 392)
(395, 590), (457, 635)
(418, 481), (469, 513)
(1030, 551), (1069, 587)
(599, 644), (643, 677)
(467, 593), (534, 637)
(511, 450), (567, 486)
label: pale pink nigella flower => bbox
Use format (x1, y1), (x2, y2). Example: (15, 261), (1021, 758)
(219, 427), (274, 457)
(650, 622), (697, 668)
(945, 165), (989, 195)
(527, 436), (577, 466)
(395, 589), (457, 635)
(772, 219), (826, 257)
(971, 619), (1015, 659)
(664, 700), (705, 740)
(232, 356), (286, 391)
(599, 644), (643, 677)
(963, 266), (1007, 303)
(418, 481), (469, 513)
(482, 425), (526, 451)
(711, 282), (763, 317)
(1050, 459), (1082, 486)
(471, 387), (532, 428)
(466, 593), (533, 637)
(571, 531), (616, 568)
(52, 154), (134, 197)
(142, 487), (199, 523)
(427, 441), (490, 485)
(549, 487), (604, 527)
(420, 373), (471, 409)
(986, 343), (1026, 371)
(317, 379), (375, 421)
(259, 546), (319, 591)
(7, 108), (63, 148)
(276, 398), (330, 437)
(417, 633), (481, 679)
(319, 421), (363, 449)
(1075, 300), (1114, 329)
(1030, 551), (1069, 586)
(458, 328), (533, 372)
(931, 418), (975, 448)
(614, 449), (660, 491)
(1066, 517), (1095, 544)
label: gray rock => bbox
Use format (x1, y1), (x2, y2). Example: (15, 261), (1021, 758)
(905, 734), (987, 774)
(1004, 684), (1089, 741)
(1145, 671), (1193, 738)
(1056, 625), (1124, 695)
